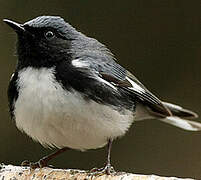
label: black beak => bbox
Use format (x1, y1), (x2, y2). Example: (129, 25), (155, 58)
(3, 19), (25, 33)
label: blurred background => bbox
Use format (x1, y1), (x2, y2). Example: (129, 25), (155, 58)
(0, 0), (201, 179)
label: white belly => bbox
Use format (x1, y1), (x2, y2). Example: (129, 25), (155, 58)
(14, 67), (134, 150)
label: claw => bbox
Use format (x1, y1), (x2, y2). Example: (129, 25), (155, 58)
(21, 160), (31, 167)
(20, 148), (68, 169)
(104, 164), (115, 175)
(21, 158), (48, 169)
(90, 164), (115, 175)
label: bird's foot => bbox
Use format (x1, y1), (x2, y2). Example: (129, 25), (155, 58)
(90, 164), (115, 175)
(21, 148), (67, 169)
(21, 158), (48, 169)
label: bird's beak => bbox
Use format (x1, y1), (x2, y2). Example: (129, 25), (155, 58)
(3, 19), (25, 33)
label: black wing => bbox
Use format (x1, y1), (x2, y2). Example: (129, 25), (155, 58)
(72, 53), (171, 117)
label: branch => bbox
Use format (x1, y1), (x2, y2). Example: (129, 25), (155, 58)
(0, 164), (194, 180)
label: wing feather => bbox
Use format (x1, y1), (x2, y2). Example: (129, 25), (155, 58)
(72, 54), (171, 117)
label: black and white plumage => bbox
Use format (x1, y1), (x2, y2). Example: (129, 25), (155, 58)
(4, 16), (201, 172)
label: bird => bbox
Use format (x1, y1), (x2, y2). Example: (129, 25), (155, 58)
(3, 16), (201, 174)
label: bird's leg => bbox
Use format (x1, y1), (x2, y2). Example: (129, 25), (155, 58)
(21, 147), (68, 169)
(103, 139), (115, 174)
(90, 139), (115, 175)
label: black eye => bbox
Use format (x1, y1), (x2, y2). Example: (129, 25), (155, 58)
(45, 31), (55, 39)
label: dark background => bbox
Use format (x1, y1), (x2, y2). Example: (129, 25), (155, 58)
(0, 0), (201, 179)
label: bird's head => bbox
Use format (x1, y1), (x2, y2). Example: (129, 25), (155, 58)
(4, 16), (82, 68)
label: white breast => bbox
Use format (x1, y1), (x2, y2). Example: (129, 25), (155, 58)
(14, 67), (134, 150)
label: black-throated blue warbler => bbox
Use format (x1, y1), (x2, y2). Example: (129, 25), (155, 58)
(3, 16), (201, 174)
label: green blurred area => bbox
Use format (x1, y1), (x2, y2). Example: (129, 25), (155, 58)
(0, 0), (201, 179)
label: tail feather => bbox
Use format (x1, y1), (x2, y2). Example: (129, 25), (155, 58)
(136, 101), (201, 131)
(160, 116), (201, 131)
(159, 102), (200, 131)
(163, 102), (198, 119)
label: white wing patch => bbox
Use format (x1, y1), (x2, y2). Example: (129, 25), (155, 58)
(72, 59), (89, 68)
(126, 77), (145, 94)
(72, 59), (117, 90)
